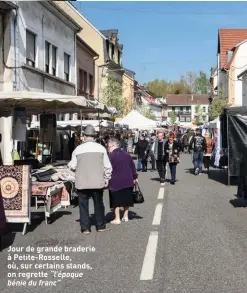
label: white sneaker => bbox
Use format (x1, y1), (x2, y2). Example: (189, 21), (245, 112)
(195, 168), (199, 175)
(122, 217), (129, 222)
(110, 219), (121, 225)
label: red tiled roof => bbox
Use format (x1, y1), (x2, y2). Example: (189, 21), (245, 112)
(218, 29), (247, 67)
(166, 94), (210, 105)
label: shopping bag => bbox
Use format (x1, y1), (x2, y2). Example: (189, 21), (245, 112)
(133, 182), (144, 204)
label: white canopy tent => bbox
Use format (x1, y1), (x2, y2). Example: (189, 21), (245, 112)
(117, 110), (158, 129)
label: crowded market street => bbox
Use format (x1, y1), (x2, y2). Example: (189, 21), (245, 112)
(1, 154), (247, 293)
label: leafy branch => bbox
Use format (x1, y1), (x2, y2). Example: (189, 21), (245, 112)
(209, 91), (229, 120)
(102, 76), (126, 116)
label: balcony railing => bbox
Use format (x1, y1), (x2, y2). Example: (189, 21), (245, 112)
(178, 111), (191, 115)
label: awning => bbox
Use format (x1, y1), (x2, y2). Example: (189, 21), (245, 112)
(0, 91), (110, 116)
(30, 119), (114, 129)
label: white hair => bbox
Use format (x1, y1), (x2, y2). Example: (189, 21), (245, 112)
(108, 138), (120, 148)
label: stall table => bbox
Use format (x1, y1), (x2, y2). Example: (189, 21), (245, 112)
(32, 181), (68, 224)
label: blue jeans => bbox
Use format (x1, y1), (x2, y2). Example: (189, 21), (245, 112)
(137, 158), (142, 170)
(193, 152), (204, 173)
(169, 163), (177, 182)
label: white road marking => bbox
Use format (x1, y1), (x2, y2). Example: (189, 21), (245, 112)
(152, 203), (163, 226)
(140, 231), (159, 280)
(157, 187), (165, 199)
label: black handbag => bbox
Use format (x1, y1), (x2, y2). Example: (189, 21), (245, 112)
(133, 182), (144, 204)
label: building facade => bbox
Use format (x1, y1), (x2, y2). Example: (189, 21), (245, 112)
(165, 95), (210, 125)
(77, 36), (99, 99)
(0, 1), (81, 164)
(237, 64), (247, 106)
(212, 29), (247, 105)
(1, 1), (80, 94)
(223, 40), (247, 106)
(239, 70), (247, 106)
(55, 1), (108, 101)
(100, 29), (125, 92)
(133, 82), (163, 122)
(122, 69), (135, 114)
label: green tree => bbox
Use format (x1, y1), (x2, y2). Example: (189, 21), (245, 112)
(102, 76), (126, 116)
(209, 92), (229, 120)
(136, 105), (156, 120)
(194, 71), (210, 94)
(170, 111), (176, 125)
(194, 105), (204, 125)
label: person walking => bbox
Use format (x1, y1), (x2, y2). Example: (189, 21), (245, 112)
(152, 131), (167, 185)
(182, 131), (189, 153)
(189, 128), (206, 175)
(165, 134), (180, 185)
(146, 133), (156, 171)
(68, 125), (112, 234)
(134, 134), (148, 172)
(107, 138), (138, 224)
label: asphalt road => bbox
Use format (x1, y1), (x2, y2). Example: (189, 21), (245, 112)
(1, 154), (247, 293)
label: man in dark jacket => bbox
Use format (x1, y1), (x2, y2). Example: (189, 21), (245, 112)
(146, 133), (156, 171)
(189, 128), (206, 175)
(152, 132), (167, 185)
(135, 135), (148, 172)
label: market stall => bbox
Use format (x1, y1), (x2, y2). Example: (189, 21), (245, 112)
(0, 91), (111, 233)
(220, 106), (247, 186)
